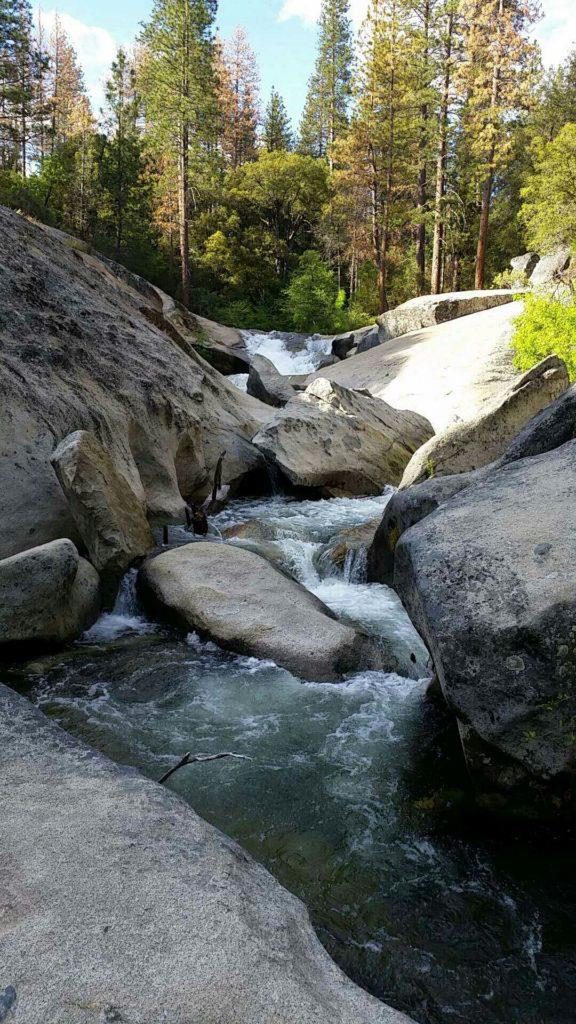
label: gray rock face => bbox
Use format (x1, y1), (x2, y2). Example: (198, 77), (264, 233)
(0, 684), (412, 1024)
(394, 441), (576, 813)
(0, 206), (268, 562)
(377, 290), (515, 342)
(51, 430), (155, 601)
(0, 539), (100, 648)
(366, 472), (486, 584)
(510, 252), (540, 277)
(253, 378), (433, 497)
(247, 354), (296, 407)
(399, 356), (569, 488)
(529, 247), (572, 288)
(140, 542), (384, 681)
(356, 326), (381, 353)
(502, 383), (576, 465)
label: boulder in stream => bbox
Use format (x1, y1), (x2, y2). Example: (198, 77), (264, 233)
(399, 355), (569, 487)
(0, 538), (100, 649)
(253, 378), (433, 497)
(394, 440), (576, 815)
(247, 354), (296, 408)
(51, 430), (155, 601)
(140, 542), (384, 681)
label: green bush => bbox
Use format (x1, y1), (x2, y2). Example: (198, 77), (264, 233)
(512, 293), (576, 381)
(284, 251), (347, 334)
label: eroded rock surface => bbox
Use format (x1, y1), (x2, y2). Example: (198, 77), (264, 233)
(0, 206), (268, 561)
(400, 356), (569, 487)
(0, 683), (412, 1024)
(140, 542), (384, 681)
(253, 378), (433, 497)
(0, 539), (99, 648)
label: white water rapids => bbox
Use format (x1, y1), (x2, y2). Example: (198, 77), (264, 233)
(229, 329), (335, 390)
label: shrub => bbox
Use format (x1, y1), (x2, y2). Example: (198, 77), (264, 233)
(512, 293), (576, 381)
(284, 251), (347, 334)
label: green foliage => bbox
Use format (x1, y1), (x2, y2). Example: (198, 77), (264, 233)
(262, 87), (293, 152)
(492, 268), (529, 289)
(284, 250), (346, 333)
(520, 124), (576, 253)
(512, 294), (576, 381)
(299, 0), (352, 159)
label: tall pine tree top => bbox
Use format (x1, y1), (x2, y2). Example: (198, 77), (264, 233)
(299, 0), (352, 161)
(262, 87), (292, 151)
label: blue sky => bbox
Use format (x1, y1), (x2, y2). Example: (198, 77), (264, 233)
(35, 0), (576, 128)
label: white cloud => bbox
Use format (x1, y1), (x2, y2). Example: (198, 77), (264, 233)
(35, 9), (118, 115)
(279, 0), (574, 67)
(278, 0), (369, 28)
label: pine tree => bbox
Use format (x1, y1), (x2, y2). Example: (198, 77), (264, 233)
(430, 0), (460, 293)
(299, 0), (352, 166)
(217, 26), (259, 168)
(46, 14), (86, 154)
(262, 87), (292, 152)
(458, 0), (539, 288)
(139, 0), (218, 305)
(99, 48), (150, 259)
(0, 0), (45, 174)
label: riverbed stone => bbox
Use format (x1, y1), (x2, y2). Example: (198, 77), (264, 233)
(140, 541), (384, 681)
(0, 682), (413, 1024)
(0, 538), (100, 649)
(377, 290), (515, 342)
(253, 378), (433, 497)
(394, 440), (576, 814)
(51, 430), (155, 601)
(399, 355), (569, 487)
(247, 354), (297, 407)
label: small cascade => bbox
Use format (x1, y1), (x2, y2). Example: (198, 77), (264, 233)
(240, 329), (334, 375)
(342, 545), (368, 584)
(81, 568), (157, 643)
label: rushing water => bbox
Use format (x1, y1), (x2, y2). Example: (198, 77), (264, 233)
(11, 494), (576, 1024)
(229, 329), (334, 391)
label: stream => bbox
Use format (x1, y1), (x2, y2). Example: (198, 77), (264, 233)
(11, 491), (576, 1024)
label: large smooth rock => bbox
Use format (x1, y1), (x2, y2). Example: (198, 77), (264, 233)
(140, 542), (384, 681)
(51, 430), (155, 600)
(253, 378), (433, 497)
(530, 247), (572, 288)
(0, 206), (269, 562)
(377, 290), (515, 342)
(0, 684), (412, 1024)
(247, 354), (296, 407)
(308, 302), (524, 433)
(394, 441), (576, 814)
(356, 326), (381, 353)
(400, 356), (569, 487)
(0, 539), (99, 648)
(502, 383), (576, 465)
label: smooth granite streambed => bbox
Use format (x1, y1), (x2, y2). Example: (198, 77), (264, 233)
(11, 494), (576, 1024)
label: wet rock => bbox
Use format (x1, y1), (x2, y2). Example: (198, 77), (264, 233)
(51, 431), (154, 602)
(253, 378), (433, 497)
(0, 539), (100, 649)
(0, 206), (267, 561)
(394, 441), (576, 815)
(331, 332), (355, 359)
(0, 683), (413, 1024)
(317, 517), (382, 576)
(316, 353), (340, 369)
(356, 327), (380, 354)
(140, 542), (385, 681)
(247, 355), (296, 408)
(400, 355), (569, 487)
(377, 290), (515, 343)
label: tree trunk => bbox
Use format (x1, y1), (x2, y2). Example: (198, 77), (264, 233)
(474, 0), (503, 290)
(178, 123), (190, 307)
(475, 167), (493, 289)
(416, 0), (431, 296)
(431, 11), (453, 295)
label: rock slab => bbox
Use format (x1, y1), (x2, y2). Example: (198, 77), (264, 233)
(399, 355), (569, 487)
(0, 683), (412, 1024)
(253, 378), (433, 497)
(377, 290), (515, 342)
(51, 430), (155, 600)
(0, 538), (100, 648)
(140, 541), (384, 681)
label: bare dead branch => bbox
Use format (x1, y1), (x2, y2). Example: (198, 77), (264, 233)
(158, 750), (251, 786)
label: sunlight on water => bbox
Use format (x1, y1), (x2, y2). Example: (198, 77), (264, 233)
(241, 329), (334, 375)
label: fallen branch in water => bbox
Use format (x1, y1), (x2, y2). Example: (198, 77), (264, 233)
(158, 751), (251, 785)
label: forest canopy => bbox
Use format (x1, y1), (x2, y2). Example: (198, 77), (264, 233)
(1, 0), (575, 333)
